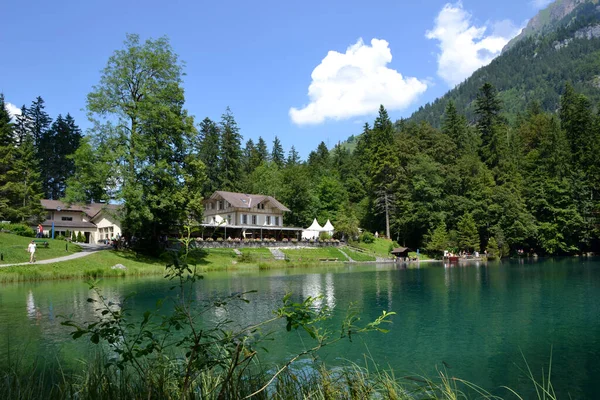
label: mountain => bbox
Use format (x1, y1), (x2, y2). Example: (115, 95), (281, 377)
(409, 0), (600, 127)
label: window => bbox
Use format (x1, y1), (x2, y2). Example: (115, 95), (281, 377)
(227, 215), (232, 224)
(61, 216), (73, 221)
(242, 214), (248, 224)
(45, 213), (52, 220)
(257, 203), (265, 210)
(218, 200), (224, 210)
(275, 216), (279, 226)
(266, 216), (271, 225)
(252, 215), (257, 225)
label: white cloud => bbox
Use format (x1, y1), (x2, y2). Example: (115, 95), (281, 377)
(426, 2), (522, 87)
(289, 38), (428, 125)
(531, 0), (553, 9)
(6, 102), (21, 120)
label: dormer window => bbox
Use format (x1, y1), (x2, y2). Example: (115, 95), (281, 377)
(257, 203), (265, 210)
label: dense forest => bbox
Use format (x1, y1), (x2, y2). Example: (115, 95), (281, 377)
(0, 95), (82, 222)
(410, 1), (600, 127)
(1, 33), (599, 256)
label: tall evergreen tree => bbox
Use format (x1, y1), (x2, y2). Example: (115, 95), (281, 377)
(457, 213), (480, 252)
(0, 94), (15, 219)
(307, 141), (330, 175)
(5, 134), (44, 222)
(475, 83), (503, 167)
(12, 105), (31, 146)
(369, 105), (399, 239)
(197, 117), (221, 196)
(41, 114), (82, 199)
(218, 107), (242, 191)
(271, 136), (285, 168)
(28, 96), (52, 148)
(287, 145), (300, 166)
(256, 136), (269, 164)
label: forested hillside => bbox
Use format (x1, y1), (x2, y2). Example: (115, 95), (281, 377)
(410, 1), (600, 127)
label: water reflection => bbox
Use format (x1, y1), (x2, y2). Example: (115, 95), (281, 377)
(0, 259), (599, 399)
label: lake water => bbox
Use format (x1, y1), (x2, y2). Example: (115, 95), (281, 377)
(0, 258), (599, 398)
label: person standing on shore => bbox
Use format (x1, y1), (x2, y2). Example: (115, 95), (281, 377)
(27, 240), (36, 263)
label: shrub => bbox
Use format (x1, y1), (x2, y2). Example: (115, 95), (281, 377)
(56, 234), (66, 241)
(0, 223), (35, 237)
(196, 237), (204, 242)
(291, 238), (298, 243)
(216, 237), (223, 242)
(282, 238), (288, 242)
(206, 237), (214, 242)
(77, 232), (85, 242)
(360, 232), (375, 244)
(319, 232), (332, 240)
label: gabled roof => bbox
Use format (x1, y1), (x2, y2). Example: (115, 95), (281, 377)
(323, 220), (335, 231)
(391, 247), (411, 255)
(207, 191), (290, 212)
(41, 200), (121, 219)
(306, 218), (323, 231)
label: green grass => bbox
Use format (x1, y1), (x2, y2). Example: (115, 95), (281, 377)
(341, 247), (376, 262)
(239, 247), (273, 257)
(0, 233), (82, 264)
(282, 247), (348, 262)
(349, 237), (395, 257)
(0, 250), (166, 282)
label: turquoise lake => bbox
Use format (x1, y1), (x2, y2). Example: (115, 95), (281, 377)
(0, 258), (599, 398)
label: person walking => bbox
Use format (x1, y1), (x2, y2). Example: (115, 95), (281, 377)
(27, 240), (36, 263)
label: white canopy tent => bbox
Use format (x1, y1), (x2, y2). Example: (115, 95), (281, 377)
(302, 218), (323, 239)
(322, 219), (335, 236)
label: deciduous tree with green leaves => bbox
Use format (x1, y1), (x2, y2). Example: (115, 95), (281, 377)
(73, 34), (201, 252)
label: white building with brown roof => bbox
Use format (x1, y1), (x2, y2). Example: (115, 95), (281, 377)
(202, 191), (302, 239)
(40, 200), (122, 243)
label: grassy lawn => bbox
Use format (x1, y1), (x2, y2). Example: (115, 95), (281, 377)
(341, 247), (376, 262)
(282, 247), (348, 262)
(0, 233), (82, 264)
(187, 248), (239, 268)
(349, 238), (395, 257)
(238, 247), (273, 262)
(0, 250), (165, 282)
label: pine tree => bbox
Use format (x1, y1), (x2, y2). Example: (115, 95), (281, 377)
(41, 114), (82, 199)
(287, 145), (300, 166)
(442, 100), (469, 154)
(271, 136), (285, 168)
(475, 83), (503, 167)
(307, 141), (330, 174)
(256, 136), (269, 164)
(0, 94), (15, 219)
(457, 213), (480, 252)
(28, 96), (52, 148)
(369, 105), (399, 239)
(218, 107), (242, 191)
(242, 138), (256, 174)
(5, 134), (44, 222)
(425, 221), (449, 258)
(198, 117), (221, 196)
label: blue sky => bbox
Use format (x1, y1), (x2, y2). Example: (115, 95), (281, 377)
(1, 0), (551, 158)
